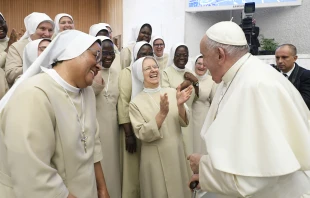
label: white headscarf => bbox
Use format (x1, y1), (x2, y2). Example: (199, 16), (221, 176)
(128, 23), (152, 44)
(151, 35), (165, 46)
(0, 30), (100, 112)
(22, 38), (51, 73)
(193, 54), (208, 80)
(130, 41), (152, 66)
(131, 56), (158, 99)
(0, 12), (8, 42)
(167, 43), (188, 67)
(96, 36), (112, 43)
(54, 13), (74, 35)
(89, 24), (109, 37)
(99, 23), (112, 31)
(151, 35), (166, 58)
(20, 12), (54, 40)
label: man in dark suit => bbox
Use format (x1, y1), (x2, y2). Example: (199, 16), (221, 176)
(275, 44), (310, 110)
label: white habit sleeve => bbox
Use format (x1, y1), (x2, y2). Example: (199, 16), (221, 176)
(199, 155), (279, 197)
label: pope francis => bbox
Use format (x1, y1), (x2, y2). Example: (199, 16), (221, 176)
(188, 21), (310, 198)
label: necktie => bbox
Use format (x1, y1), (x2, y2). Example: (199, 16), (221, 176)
(283, 73), (288, 78)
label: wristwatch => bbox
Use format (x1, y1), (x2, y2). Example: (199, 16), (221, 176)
(193, 81), (199, 87)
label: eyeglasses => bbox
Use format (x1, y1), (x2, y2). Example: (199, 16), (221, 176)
(88, 48), (102, 64)
(175, 53), (188, 58)
(154, 44), (164, 48)
(143, 65), (159, 71)
(102, 50), (116, 56)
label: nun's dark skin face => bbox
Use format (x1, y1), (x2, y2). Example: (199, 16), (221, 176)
(101, 40), (115, 68)
(136, 44), (153, 60)
(96, 29), (109, 37)
(174, 46), (189, 69)
(0, 15), (8, 39)
(137, 25), (152, 43)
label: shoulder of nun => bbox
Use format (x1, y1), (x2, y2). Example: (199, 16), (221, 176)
(13, 38), (29, 47)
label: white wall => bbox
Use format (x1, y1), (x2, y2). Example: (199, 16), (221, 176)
(123, 0), (186, 53)
(185, 1), (310, 56)
(185, 11), (230, 57)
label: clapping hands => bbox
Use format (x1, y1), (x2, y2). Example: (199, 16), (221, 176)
(176, 85), (193, 106)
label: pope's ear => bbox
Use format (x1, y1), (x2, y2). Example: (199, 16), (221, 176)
(218, 47), (226, 63)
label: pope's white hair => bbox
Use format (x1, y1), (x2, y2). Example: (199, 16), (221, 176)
(206, 37), (249, 56)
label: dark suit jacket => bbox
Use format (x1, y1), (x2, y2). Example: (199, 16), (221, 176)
(288, 63), (310, 110)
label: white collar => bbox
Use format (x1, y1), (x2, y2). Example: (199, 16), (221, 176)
(143, 85), (161, 93)
(44, 69), (80, 93)
(281, 63), (295, 78)
(154, 53), (164, 59)
(0, 36), (9, 42)
(172, 64), (185, 72)
(222, 53), (251, 84)
(196, 73), (208, 81)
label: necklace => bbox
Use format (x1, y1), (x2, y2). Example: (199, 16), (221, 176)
(215, 54), (251, 118)
(103, 69), (111, 99)
(63, 88), (88, 153)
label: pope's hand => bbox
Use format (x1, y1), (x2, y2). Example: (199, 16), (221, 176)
(188, 174), (200, 191)
(187, 153), (202, 174)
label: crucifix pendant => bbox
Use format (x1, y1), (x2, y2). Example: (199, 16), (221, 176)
(81, 132), (88, 153)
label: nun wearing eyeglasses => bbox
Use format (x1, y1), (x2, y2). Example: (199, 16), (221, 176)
(4, 12), (54, 87)
(92, 36), (121, 198)
(192, 55), (217, 155)
(117, 41), (153, 198)
(90, 24), (122, 74)
(162, 43), (198, 156)
(99, 22), (120, 54)
(0, 30), (109, 198)
(129, 56), (192, 198)
(22, 38), (51, 72)
(151, 36), (169, 72)
(120, 23), (152, 69)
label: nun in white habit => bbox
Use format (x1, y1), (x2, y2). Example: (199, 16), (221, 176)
(117, 41), (153, 198)
(192, 55), (217, 154)
(92, 36), (122, 198)
(22, 38), (51, 72)
(99, 22), (120, 54)
(120, 23), (152, 69)
(162, 43), (198, 156)
(151, 35), (169, 73)
(4, 12), (54, 86)
(89, 24), (122, 73)
(129, 56), (193, 198)
(53, 13), (74, 37)
(89, 23), (110, 37)
(0, 30), (109, 198)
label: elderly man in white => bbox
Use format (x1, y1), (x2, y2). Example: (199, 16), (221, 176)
(188, 21), (310, 198)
